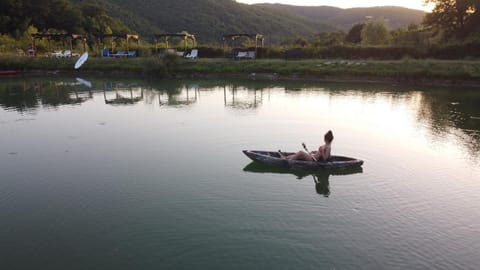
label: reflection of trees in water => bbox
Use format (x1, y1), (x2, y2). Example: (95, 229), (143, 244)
(0, 80), (92, 112)
(243, 162), (363, 197)
(223, 85), (263, 110)
(416, 89), (480, 158)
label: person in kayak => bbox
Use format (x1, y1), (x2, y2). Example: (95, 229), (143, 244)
(279, 130), (334, 161)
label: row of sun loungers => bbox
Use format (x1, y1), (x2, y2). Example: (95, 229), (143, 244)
(158, 49), (198, 59)
(234, 51), (256, 59)
(101, 49), (137, 57)
(49, 50), (80, 58)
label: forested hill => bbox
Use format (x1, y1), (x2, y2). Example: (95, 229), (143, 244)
(1, 0), (425, 44)
(99, 0), (425, 43)
(99, 0), (333, 43)
(256, 4), (426, 30)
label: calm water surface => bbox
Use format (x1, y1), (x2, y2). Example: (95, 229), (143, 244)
(1, 77), (479, 269)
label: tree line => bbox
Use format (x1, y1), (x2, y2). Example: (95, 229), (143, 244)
(0, 0), (479, 57)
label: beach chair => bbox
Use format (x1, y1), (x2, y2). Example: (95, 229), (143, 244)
(62, 50), (72, 57)
(51, 50), (63, 58)
(102, 49), (110, 57)
(236, 51), (248, 59)
(185, 49), (198, 59)
(116, 51), (127, 57)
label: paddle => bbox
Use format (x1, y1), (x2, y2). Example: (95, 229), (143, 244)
(302, 142), (317, 162)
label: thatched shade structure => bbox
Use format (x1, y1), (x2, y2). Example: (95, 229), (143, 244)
(222, 33), (265, 57)
(100, 33), (140, 54)
(153, 33), (197, 53)
(31, 33), (87, 56)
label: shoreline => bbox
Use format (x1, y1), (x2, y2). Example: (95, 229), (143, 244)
(7, 70), (479, 88)
(1, 57), (480, 88)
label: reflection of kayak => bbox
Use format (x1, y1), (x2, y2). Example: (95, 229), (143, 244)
(242, 150), (364, 169)
(243, 161), (363, 178)
(0, 70), (18, 76)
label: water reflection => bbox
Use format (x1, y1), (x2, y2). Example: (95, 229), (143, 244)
(0, 79), (93, 112)
(243, 162), (363, 197)
(103, 82), (144, 105)
(223, 85), (263, 110)
(1, 77), (479, 160)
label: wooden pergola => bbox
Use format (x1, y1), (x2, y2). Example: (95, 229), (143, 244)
(100, 33), (140, 53)
(222, 33), (265, 57)
(154, 33), (196, 53)
(31, 33), (87, 56)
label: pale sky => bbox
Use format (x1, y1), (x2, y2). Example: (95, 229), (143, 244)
(236, 0), (434, 11)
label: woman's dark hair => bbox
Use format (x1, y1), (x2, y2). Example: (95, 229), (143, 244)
(324, 130), (334, 143)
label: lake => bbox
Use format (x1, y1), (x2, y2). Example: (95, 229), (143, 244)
(1, 76), (479, 270)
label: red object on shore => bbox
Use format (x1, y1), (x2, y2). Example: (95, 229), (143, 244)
(0, 70), (18, 76)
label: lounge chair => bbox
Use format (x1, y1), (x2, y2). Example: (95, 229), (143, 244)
(185, 49), (198, 59)
(101, 49), (110, 57)
(62, 50), (72, 57)
(115, 51), (127, 57)
(176, 51), (184, 57)
(127, 51), (137, 57)
(51, 50), (63, 58)
(236, 51), (248, 59)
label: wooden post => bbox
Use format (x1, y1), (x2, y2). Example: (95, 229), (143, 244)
(32, 36), (36, 57)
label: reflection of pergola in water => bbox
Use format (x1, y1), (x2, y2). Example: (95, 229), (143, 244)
(31, 33), (87, 56)
(222, 33), (265, 57)
(103, 82), (144, 105)
(154, 33), (197, 53)
(157, 85), (199, 106)
(100, 33), (140, 53)
(223, 85), (263, 109)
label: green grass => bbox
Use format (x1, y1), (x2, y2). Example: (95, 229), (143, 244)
(1, 56), (480, 82)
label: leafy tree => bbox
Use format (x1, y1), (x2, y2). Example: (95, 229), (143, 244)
(424, 0), (480, 39)
(361, 19), (391, 46)
(390, 26), (430, 48)
(345, 23), (364, 44)
(313, 31), (346, 47)
(293, 37), (309, 47)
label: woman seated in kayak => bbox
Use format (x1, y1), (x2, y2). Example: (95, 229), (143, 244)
(279, 130), (334, 161)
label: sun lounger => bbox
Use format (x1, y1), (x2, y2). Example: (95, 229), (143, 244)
(102, 49), (110, 57)
(176, 51), (185, 57)
(185, 49), (198, 59)
(236, 51), (248, 59)
(62, 50), (72, 57)
(50, 50), (63, 58)
(114, 51), (127, 57)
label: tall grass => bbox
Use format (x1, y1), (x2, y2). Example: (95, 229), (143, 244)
(1, 56), (479, 81)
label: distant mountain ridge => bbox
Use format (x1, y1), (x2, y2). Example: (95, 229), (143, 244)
(256, 4), (426, 30)
(96, 0), (425, 43)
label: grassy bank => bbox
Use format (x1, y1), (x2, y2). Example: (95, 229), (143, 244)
(1, 56), (480, 85)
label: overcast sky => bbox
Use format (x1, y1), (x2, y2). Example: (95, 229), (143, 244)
(236, 0), (433, 11)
